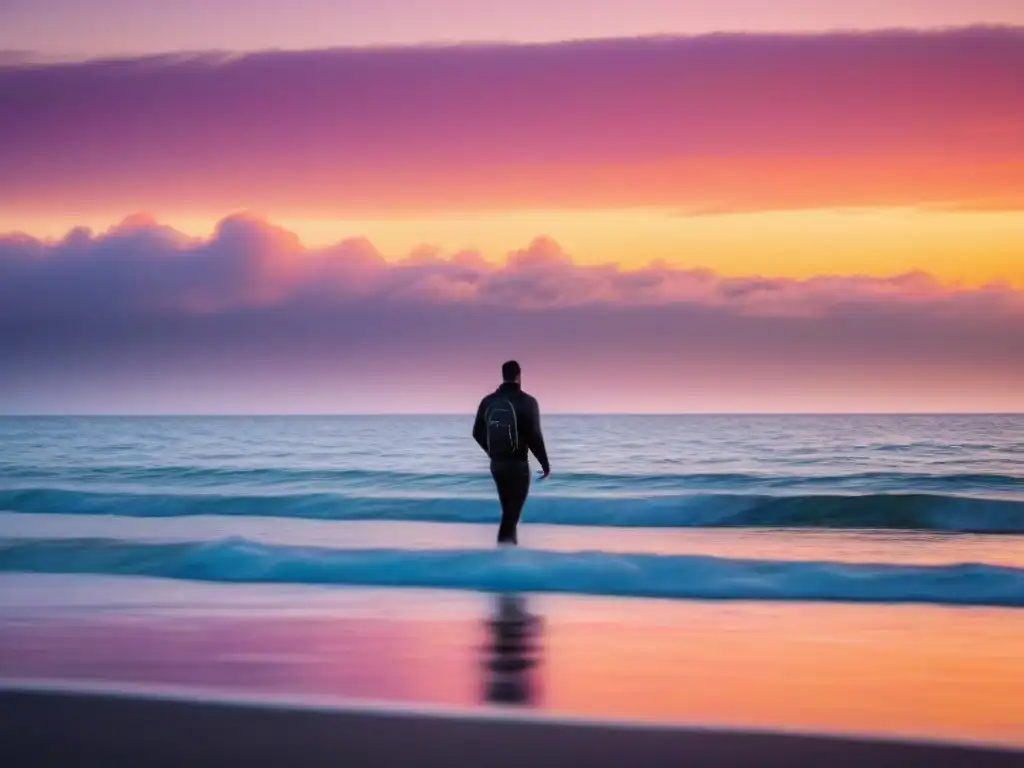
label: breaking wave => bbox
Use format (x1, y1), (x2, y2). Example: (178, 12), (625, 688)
(0, 537), (1021, 607)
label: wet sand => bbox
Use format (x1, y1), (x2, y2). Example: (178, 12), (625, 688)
(0, 575), (1022, 752)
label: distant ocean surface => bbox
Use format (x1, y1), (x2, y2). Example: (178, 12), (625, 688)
(1, 415), (1023, 607)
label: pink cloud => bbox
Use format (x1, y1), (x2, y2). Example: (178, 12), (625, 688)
(2, 213), (1020, 317)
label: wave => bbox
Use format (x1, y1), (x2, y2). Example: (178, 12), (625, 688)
(0, 537), (1021, 607)
(2, 488), (1023, 533)
(2, 466), (1022, 494)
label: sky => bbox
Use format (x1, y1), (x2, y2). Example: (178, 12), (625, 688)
(4, 1), (1024, 58)
(1, 2), (1022, 413)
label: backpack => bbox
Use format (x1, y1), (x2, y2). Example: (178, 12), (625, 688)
(485, 397), (520, 460)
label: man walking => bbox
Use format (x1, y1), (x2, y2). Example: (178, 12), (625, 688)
(473, 360), (550, 545)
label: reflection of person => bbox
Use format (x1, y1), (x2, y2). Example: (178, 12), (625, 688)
(483, 593), (541, 706)
(472, 360), (551, 546)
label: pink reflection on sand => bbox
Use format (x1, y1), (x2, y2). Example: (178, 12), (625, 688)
(0, 615), (479, 705)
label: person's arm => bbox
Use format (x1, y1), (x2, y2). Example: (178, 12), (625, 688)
(527, 397), (551, 477)
(472, 398), (489, 454)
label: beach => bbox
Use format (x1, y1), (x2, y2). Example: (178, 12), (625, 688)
(3, 685), (1022, 768)
(1, 415), (1022, 763)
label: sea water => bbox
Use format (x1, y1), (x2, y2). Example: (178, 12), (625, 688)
(1, 414), (1022, 607)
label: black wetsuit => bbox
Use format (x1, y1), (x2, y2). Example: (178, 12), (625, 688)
(472, 382), (550, 545)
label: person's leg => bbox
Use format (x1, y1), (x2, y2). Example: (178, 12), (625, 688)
(500, 468), (529, 545)
(492, 462), (531, 545)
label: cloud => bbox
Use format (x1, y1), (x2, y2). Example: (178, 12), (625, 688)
(2, 212), (1021, 318)
(2, 213), (1022, 413)
(2, 28), (1024, 216)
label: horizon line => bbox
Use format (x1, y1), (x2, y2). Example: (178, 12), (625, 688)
(2, 412), (1021, 418)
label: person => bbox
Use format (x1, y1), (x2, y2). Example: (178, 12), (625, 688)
(472, 360), (550, 545)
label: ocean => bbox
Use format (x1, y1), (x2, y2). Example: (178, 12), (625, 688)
(1, 414), (1023, 746)
(1, 414), (1023, 603)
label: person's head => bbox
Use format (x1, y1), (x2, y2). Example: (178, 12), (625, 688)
(501, 360), (521, 384)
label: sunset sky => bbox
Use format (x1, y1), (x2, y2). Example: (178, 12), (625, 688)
(1, 2), (1022, 413)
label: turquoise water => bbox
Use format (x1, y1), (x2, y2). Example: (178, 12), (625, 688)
(1, 415), (1022, 606)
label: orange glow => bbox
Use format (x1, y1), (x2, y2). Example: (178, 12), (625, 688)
(5, 207), (1023, 287)
(541, 601), (1024, 747)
